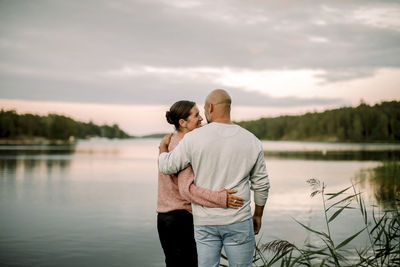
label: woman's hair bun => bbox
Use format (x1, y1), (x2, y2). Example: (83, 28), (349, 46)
(165, 111), (174, 125)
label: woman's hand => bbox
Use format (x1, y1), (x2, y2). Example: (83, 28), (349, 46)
(159, 133), (173, 154)
(226, 189), (244, 209)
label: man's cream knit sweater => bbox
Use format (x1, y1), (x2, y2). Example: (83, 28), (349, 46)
(159, 122), (270, 226)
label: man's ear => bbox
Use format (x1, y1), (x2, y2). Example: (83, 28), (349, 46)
(209, 103), (214, 113)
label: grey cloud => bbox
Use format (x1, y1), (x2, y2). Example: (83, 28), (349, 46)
(226, 88), (345, 107)
(1, 0), (399, 71)
(315, 68), (377, 83)
(0, 0), (399, 104)
(0, 71), (345, 107)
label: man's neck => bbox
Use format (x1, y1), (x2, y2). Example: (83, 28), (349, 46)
(211, 118), (233, 124)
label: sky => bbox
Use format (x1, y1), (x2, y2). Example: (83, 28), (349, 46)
(1, 0), (399, 135)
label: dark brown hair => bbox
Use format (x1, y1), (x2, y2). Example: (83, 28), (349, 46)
(166, 100), (196, 130)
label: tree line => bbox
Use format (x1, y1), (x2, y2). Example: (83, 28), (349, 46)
(236, 101), (400, 142)
(0, 109), (131, 140)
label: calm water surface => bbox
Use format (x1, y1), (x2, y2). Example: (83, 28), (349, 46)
(1, 139), (399, 266)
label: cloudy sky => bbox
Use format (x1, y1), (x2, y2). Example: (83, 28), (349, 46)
(1, 0), (399, 135)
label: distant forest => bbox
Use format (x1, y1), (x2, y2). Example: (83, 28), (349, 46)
(237, 101), (400, 142)
(0, 110), (131, 140)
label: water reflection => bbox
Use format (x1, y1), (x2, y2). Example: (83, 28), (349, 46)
(1, 140), (399, 267)
(0, 141), (165, 267)
(265, 150), (400, 161)
(0, 145), (76, 156)
(355, 161), (400, 210)
(0, 159), (17, 201)
(0, 147), (72, 203)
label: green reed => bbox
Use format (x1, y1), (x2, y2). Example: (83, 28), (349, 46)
(248, 177), (399, 266)
(220, 161), (399, 266)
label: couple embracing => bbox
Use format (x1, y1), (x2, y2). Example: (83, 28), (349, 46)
(157, 89), (270, 267)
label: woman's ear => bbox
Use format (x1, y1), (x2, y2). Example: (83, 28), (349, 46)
(178, 118), (186, 128)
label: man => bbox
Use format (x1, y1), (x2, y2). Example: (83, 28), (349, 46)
(159, 89), (270, 267)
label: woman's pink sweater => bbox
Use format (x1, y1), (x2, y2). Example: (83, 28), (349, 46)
(157, 134), (227, 213)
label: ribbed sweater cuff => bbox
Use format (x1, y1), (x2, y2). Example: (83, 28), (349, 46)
(218, 189), (228, 208)
(254, 192), (268, 206)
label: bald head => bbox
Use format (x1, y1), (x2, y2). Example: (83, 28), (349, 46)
(206, 89), (232, 107)
(204, 89), (232, 124)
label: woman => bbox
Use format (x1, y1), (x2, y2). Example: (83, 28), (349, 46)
(157, 100), (244, 267)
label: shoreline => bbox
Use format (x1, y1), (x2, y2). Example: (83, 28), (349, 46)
(0, 137), (76, 146)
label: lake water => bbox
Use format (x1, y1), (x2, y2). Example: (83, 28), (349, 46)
(1, 139), (399, 266)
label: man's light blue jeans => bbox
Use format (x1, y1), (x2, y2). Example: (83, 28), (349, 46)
(194, 218), (255, 267)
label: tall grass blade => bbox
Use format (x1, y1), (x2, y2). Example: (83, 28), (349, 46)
(370, 214), (386, 236)
(261, 240), (296, 266)
(304, 248), (329, 257)
(293, 218), (328, 238)
(326, 193), (360, 212)
(325, 185), (352, 200)
(321, 238), (340, 266)
(287, 253), (303, 267)
(336, 227), (366, 250)
(266, 247), (294, 267)
(361, 197), (368, 225)
(328, 203), (351, 223)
